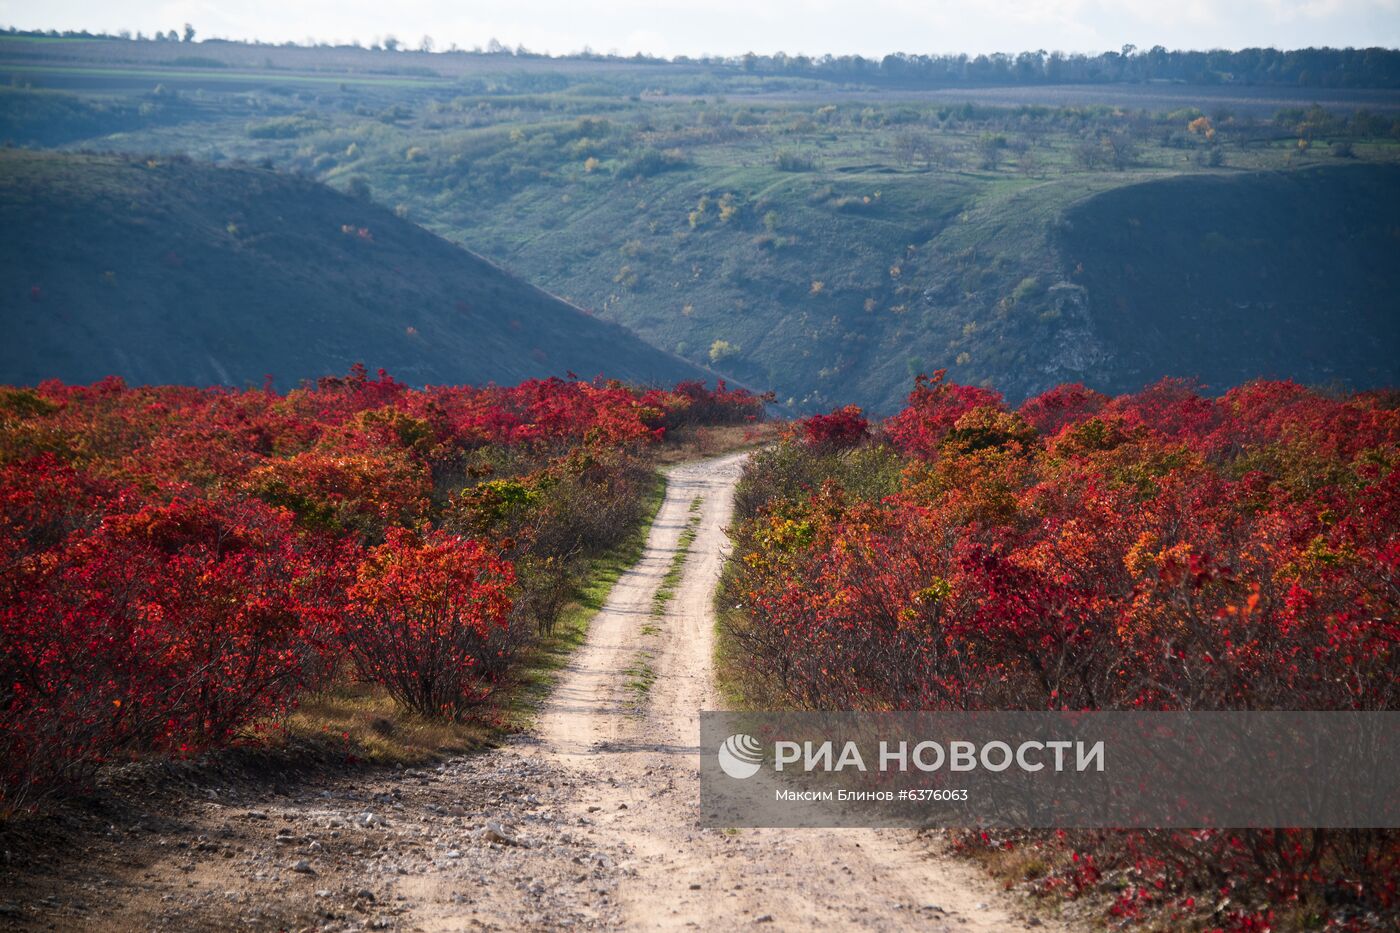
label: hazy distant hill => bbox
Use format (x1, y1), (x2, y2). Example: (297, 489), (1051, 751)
(0, 150), (708, 389)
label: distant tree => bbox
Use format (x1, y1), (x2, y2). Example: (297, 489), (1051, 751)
(1194, 146), (1225, 167)
(775, 150), (817, 172)
(709, 339), (738, 364)
(1017, 147), (1041, 177)
(893, 131), (931, 169)
(182, 23), (195, 43)
(1349, 109), (1389, 137)
(1072, 136), (1109, 171)
(419, 35), (434, 53)
(617, 148), (689, 179)
(920, 140), (955, 171)
(976, 134), (1005, 171)
(1105, 130), (1139, 170)
(383, 35), (401, 52)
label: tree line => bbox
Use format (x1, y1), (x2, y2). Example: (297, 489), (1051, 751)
(5, 27), (1400, 89)
(727, 45), (1400, 89)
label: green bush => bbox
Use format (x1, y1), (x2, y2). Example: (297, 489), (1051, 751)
(617, 147), (689, 179)
(774, 150), (817, 172)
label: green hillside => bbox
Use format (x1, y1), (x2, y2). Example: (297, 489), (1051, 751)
(0, 149), (709, 389)
(387, 154), (1400, 410)
(3, 47), (1399, 408)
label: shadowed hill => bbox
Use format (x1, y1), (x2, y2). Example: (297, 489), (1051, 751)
(1059, 164), (1400, 395)
(0, 149), (709, 389)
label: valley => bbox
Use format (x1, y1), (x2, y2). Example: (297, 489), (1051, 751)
(3, 38), (1398, 408)
(1, 23), (1398, 933)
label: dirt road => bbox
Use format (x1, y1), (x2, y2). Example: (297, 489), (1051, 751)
(2, 454), (1065, 931)
(518, 452), (1062, 931)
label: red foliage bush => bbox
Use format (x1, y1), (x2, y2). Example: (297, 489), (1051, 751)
(728, 375), (1400, 927)
(345, 528), (514, 719)
(1, 485), (341, 808)
(884, 370), (1004, 458)
(0, 370), (759, 811)
(1017, 382), (1109, 436)
(651, 379), (768, 428)
(795, 404), (869, 450)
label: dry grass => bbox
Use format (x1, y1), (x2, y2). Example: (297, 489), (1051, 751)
(282, 682), (493, 767)
(280, 470), (669, 766)
(503, 470), (666, 729)
(655, 422), (785, 465)
(968, 839), (1054, 886)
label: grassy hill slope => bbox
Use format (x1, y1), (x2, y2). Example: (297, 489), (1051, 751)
(1060, 164), (1400, 394)
(406, 156), (1400, 410)
(1, 65), (1397, 409)
(0, 149), (709, 389)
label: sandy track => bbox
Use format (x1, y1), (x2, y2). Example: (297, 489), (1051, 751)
(522, 452), (1064, 931)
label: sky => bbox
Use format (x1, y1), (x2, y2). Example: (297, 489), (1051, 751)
(3, 0), (1398, 58)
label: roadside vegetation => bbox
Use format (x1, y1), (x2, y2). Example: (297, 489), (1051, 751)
(0, 369), (765, 815)
(719, 372), (1398, 930)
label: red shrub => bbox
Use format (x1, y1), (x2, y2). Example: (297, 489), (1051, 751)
(728, 375), (1400, 926)
(1, 493), (340, 808)
(1018, 383), (1109, 436)
(0, 367), (758, 811)
(884, 370), (1004, 458)
(796, 404), (869, 450)
(345, 528), (515, 719)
